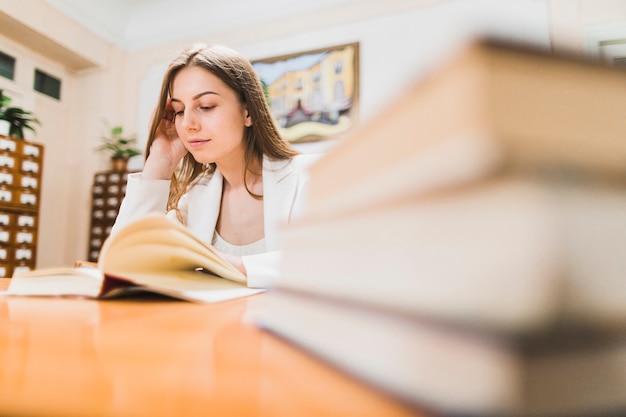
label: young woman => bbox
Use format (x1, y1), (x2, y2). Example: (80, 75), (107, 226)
(112, 44), (320, 288)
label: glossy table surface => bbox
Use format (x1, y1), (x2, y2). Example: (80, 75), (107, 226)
(0, 279), (421, 417)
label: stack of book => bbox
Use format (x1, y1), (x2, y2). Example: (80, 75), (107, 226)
(257, 37), (626, 417)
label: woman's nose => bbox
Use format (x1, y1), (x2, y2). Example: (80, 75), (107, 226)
(181, 110), (199, 131)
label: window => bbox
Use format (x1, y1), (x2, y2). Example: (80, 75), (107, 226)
(34, 69), (61, 100)
(334, 60), (344, 75)
(0, 51), (16, 80)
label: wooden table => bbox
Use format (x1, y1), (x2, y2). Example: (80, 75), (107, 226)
(0, 278), (422, 417)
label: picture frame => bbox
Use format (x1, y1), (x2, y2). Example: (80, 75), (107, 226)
(252, 42), (360, 143)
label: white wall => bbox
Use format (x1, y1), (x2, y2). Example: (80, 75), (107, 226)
(241, 0), (550, 124)
(131, 0), (551, 160)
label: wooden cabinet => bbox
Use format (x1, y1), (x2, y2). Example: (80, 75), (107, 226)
(87, 170), (130, 262)
(0, 135), (44, 278)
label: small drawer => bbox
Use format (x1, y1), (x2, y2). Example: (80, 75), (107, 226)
(0, 230), (11, 244)
(21, 143), (42, 158)
(93, 197), (105, 208)
(12, 264), (33, 276)
(93, 185), (105, 196)
(91, 225), (104, 236)
(15, 231), (34, 244)
(0, 264), (9, 278)
(0, 188), (13, 204)
(0, 171), (14, 186)
(90, 237), (103, 248)
(89, 249), (100, 262)
(17, 189), (37, 206)
(0, 247), (10, 261)
(108, 172), (122, 183)
(0, 154), (16, 169)
(95, 173), (108, 184)
(0, 138), (17, 152)
(20, 174), (39, 189)
(0, 212), (14, 227)
(14, 246), (33, 261)
(20, 159), (40, 175)
(16, 214), (36, 228)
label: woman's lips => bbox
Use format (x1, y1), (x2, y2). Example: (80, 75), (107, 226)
(188, 138), (210, 148)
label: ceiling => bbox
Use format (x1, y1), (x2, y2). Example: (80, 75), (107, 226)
(43, 0), (362, 51)
(44, 0), (166, 49)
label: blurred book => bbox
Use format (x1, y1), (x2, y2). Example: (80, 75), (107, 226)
(276, 175), (626, 334)
(259, 37), (626, 417)
(260, 290), (626, 417)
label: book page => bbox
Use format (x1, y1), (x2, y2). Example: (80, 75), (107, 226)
(7, 266), (104, 297)
(99, 214), (246, 284)
(104, 270), (263, 302)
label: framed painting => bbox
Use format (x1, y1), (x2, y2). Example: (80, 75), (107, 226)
(252, 42), (359, 143)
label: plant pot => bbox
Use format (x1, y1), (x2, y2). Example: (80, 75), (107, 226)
(0, 120), (10, 137)
(111, 157), (129, 172)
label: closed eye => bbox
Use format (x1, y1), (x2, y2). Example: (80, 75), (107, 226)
(172, 105), (214, 118)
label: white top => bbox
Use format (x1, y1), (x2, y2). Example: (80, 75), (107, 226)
(212, 231), (266, 257)
(112, 154), (322, 288)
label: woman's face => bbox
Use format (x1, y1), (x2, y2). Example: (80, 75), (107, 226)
(170, 66), (252, 165)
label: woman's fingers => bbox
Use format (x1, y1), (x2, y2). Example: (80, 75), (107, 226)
(163, 98), (175, 123)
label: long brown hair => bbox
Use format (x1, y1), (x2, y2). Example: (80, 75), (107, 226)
(146, 43), (298, 213)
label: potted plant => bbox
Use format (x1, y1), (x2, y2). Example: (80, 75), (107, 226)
(0, 90), (40, 139)
(96, 122), (142, 172)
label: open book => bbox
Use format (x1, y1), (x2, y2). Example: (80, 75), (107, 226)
(7, 214), (264, 302)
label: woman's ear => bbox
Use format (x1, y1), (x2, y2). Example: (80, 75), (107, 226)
(244, 107), (253, 127)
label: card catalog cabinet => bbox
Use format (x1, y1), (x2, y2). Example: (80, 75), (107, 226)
(0, 135), (44, 278)
(87, 170), (130, 262)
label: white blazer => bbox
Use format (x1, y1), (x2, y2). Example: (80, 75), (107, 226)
(112, 154), (321, 288)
